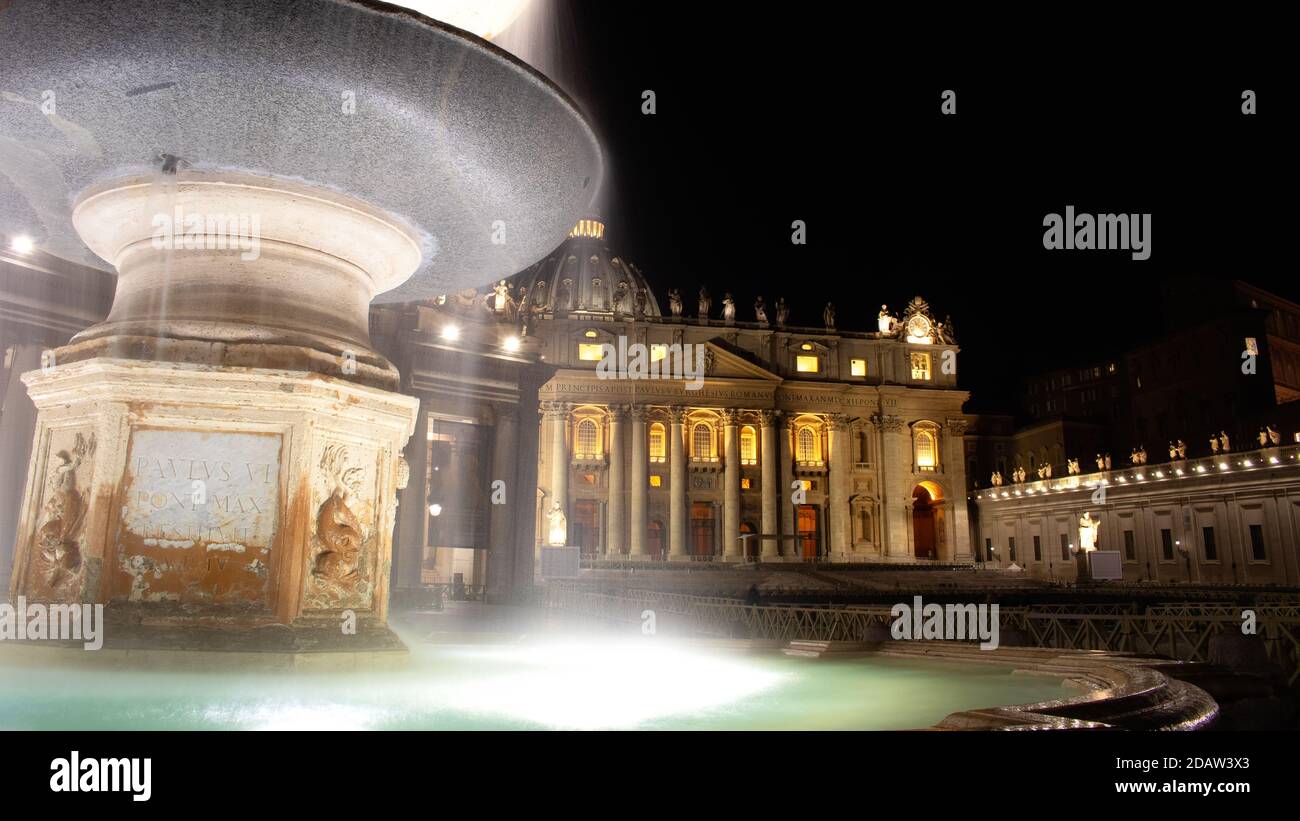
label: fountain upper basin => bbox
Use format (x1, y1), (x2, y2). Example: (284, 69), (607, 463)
(0, 0), (603, 297)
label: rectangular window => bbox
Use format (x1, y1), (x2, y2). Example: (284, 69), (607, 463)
(1160, 528), (1174, 561)
(984, 538), (992, 562)
(1008, 537), (1017, 562)
(740, 477), (751, 490)
(850, 358), (867, 377)
(650, 343), (668, 362)
(649, 475), (662, 488)
(796, 355), (819, 373)
(1032, 535), (1041, 562)
(1123, 530), (1135, 561)
(1202, 526), (1218, 561)
(910, 352), (931, 380)
(1249, 523), (1267, 561)
(578, 342), (606, 361)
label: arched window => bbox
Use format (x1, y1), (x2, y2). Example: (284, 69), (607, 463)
(576, 418), (600, 458)
(740, 425), (757, 465)
(693, 423), (714, 460)
(913, 422), (939, 471)
(796, 426), (817, 462)
(648, 422), (666, 461)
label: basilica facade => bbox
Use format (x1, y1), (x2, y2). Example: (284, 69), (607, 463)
(513, 220), (973, 564)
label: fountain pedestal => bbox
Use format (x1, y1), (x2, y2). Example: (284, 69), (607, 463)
(9, 174), (419, 636)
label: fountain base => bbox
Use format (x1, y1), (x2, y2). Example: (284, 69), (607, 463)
(9, 357), (417, 631)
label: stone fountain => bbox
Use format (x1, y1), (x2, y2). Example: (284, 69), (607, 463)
(0, 0), (600, 652)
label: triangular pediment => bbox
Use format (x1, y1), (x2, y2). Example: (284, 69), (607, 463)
(701, 338), (783, 382)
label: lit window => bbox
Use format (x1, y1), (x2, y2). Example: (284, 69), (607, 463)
(740, 477), (751, 490)
(578, 343), (606, 361)
(796, 355), (819, 373)
(648, 422), (666, 461)
(650, 343), (667, 362)
(915, 428), (937, 470)
(693, 423), (714, 460)
(801, 343), (813, 351)
(800, 479), (813, 491)
(796, 426), (817, 462)
(581, 473), (596, 485)
(1245, 337), (1259, 355)
(583, 329), (598, 338)
(850, 358), (866, 377)
(910, 352), (931, 380)
(649, 475), (662, 488)
(575, 418), (600, 457)
(740, 425), (757, 464)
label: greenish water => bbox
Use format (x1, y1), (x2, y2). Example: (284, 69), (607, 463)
(0, 639), (1069, 730)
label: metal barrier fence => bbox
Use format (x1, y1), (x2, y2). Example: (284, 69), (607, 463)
(544, 583), (1300, 684)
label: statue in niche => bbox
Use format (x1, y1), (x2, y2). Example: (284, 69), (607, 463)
(721, 293), (736, 324)
(557, 278), (573, 311)
(313, 444), (366, 585)
(612, 281), (629, 315)
(1268, 425), (1280, 446)
(754, 295), (768, 325)
(546, 501), (568, 547)
(668, 288), (683, 317)
(775, 297), (789, 328)
(34, 432), (95, 595)
(1078, 511), (1101, 551)
(698, 287), (712, 321)
(531, 280), (547, 311)
(824, 301), (836, 330)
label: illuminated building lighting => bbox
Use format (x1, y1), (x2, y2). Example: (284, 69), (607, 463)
(441, 324), (461, 341)
(502, 334), (521, 352)
(1219, 462), (1229, 470)
(1269, 456), (1279, 464)
(1243, 459), (1253, 467)
(9, 235), (34, 253)
(428, 503), (442, 516)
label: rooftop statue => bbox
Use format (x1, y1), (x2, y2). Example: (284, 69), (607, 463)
(775, 297), (789, 328)
(668, 288), (683, 317)
(754, 295), (768, 325)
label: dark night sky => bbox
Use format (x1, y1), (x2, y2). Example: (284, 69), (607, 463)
(534, 4), (1291, 415)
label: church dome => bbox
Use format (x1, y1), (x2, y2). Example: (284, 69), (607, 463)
(511, 219), (661, 318)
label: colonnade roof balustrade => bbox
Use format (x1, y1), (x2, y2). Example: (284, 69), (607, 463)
(973, 442), (1300, 504)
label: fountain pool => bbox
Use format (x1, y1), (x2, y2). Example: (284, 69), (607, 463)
(0, 636), (1071, 731)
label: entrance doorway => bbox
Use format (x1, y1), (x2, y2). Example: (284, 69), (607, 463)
(912, 483), (942, 559)
(648, 519), (665, 560)
(796, 504), (820, 559)
(573, 499), (599, 556)
(690, 502), (715, 557)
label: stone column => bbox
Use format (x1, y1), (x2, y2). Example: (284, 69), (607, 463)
(394, 394), (431, 590)
(606, 404), (626, 556)
(0, 344), (43, 587)
(759, 409), (778, 559)
(668, 405), (688, 559)
(827, 413), (852, 556)
(944, 417), (973, 562)
(877, 413), (911, 558)
(722, 408), (741, 559)
(779, 412), (795, 558)
(629, 405), (648, 557)
(486, 403), (519, 600)
(546, 401), (570, 535)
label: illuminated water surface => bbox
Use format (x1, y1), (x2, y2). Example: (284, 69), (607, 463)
(0, 636), (1070, 730)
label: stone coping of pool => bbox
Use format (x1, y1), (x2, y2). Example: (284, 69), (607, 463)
(873, 642), (1220, 731)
